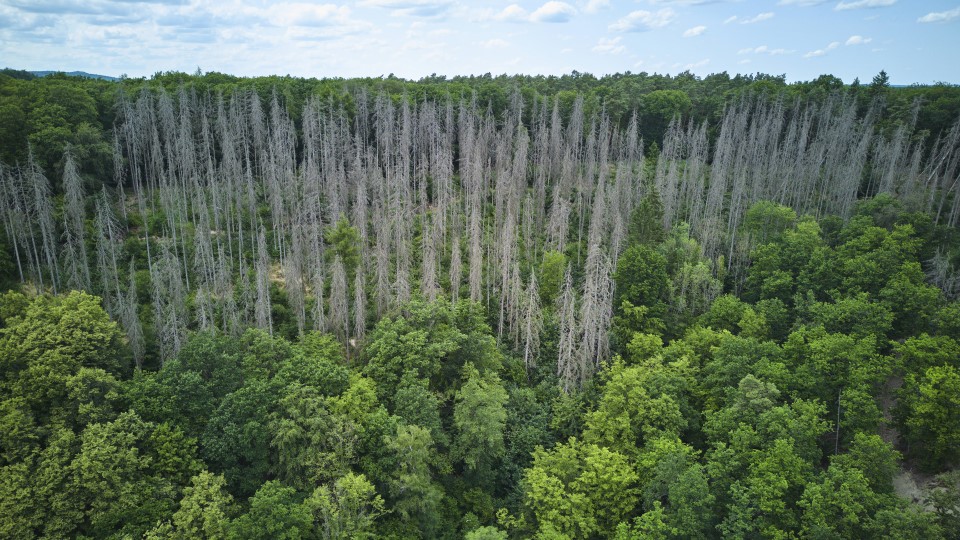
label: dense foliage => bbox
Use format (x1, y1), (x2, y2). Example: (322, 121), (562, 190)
(1, 70), (960, 538)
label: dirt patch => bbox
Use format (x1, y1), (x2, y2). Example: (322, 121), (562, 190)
(894, 468), (936, 510)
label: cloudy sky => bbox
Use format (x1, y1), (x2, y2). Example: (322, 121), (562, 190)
(2, 0), (959, 84)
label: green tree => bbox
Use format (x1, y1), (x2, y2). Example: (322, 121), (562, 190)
(384, 424), (444, 534)
(453, 364), (509, 477)
(902, 365), (960, 468)
(202, 379), (276, 498)
(147, 471), (236, 539)
(743, 201), (797, 246)
(894, 333), (960, 375)
(325, 217), (362, 283)
(613, 245), (670, 339)
(614, 502), (670, 539)
(126, 331), (244, 439)
(628, 186), (665, 247)
(635, 436), (715, 539)
(718, 438), (811, 539)
(640, 89), (692, 144)
(305, 472), (386, 540)
(230, 481), (312, 540)
(72, 412), (197, 538)
(392, 370), (445, 445)
(831, 433), (900, 495)
(927, 470), (960, 537)
(583, 360), (686, 456)
(539, 251), (567, 306)
(363, 298), (501, 400)
(798, 463), (878, 539)
(524, 438), (640, 539)
(465, 525), (509, 540)
(1, 291), (128, 396)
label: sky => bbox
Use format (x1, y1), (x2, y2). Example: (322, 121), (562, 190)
(1, 0), (959, 84)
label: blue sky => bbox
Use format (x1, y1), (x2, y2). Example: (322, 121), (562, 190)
(1, 0), (958, 84)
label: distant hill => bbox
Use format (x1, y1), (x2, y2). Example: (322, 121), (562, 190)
(28, 70), (118, 81)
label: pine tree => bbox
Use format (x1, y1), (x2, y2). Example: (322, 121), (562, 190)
(93, 189), (122, 315)
(121, 259), (145, 367)
(255, 224), (273, 335)
(557, 265), (580, 393)
(26, 149), (59, 293)
(61, 150), (91, 291)
(354, 271), (367, 344)
(330, 255), (350, 345)
(449, 235), (462, 301)
(522, 273), (543, 372)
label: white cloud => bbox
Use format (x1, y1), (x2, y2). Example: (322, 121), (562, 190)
(918, 6), (960, 23)
(272, 3), (350, 27)
(4, 0), (100, 15)
(684, 58), (710, 70)
(479, 38), (509, 48)
(646, 0), (728, 4)
(583, 0), (609, 14)
(804, 40), (840, 57)
(358, 0), (453, 17)
(609, 8), (674, 32)
(682, 24), (706, 37)
(739, 45), (793, 55)
(741, 12), (774, 24)
(723, 15), (738, 23)
(835, 0), (896, 11)
(494, 4), (528, 22)
(530, 1), (577, 23)
(778, 0), (827, 5)
(845, 35), (871, 45)
(592, 36), (624, 54)
(494, 1), (577, 23)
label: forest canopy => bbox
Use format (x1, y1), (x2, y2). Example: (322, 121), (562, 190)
(1, 69), (959, 538)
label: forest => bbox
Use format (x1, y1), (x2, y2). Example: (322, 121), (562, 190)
(1, 68), (960, 538)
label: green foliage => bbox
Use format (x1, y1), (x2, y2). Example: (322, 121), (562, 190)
(583, 359), (686, 456)
(628, 186), (665, 247)
(524, 438), (640, 539)
(928, 470), (960, 537)
(700, 335), (788, 410)
(798, 462), (879, 538)
(384, 424), (444, 534)
(465, 525), (508, 540)
(305, 472), (386, 540)
(744, 201), (797, 245)
(538, 251), (567, 306)
(901, 365), (960, 468)
(147, 471), (235, 539)
(363, 298), (501, 400)
(201, 379), (275, 498)
(230, 480), (312, 540)
(640, 89), (692, 144)
(698, 294), (747, 333)
(1, 290), (127, 381)
(325, 217), (362, 282)
(613, 246), (669, 340)
(392, 370), (445, 444)
(453, 364), (509, 476)
(126, 331), (244, 439)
